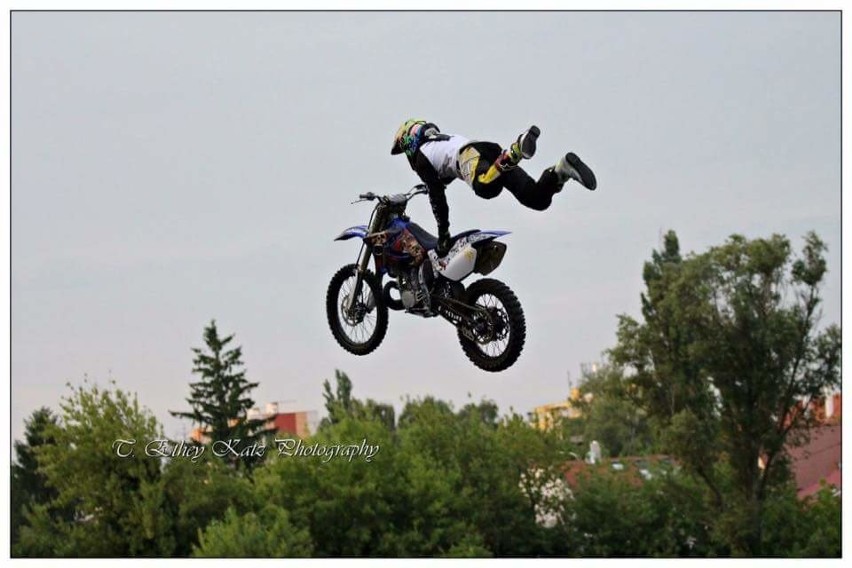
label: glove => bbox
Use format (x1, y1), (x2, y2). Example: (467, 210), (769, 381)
(437, 230), (451, 257)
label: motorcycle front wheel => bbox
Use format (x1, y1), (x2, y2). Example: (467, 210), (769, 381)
(326, 264), (388, 355)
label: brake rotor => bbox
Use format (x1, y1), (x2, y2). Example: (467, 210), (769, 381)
(340, 293), (367, 325)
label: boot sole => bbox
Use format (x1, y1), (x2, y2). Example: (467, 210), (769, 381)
(520, 125), (540, 159)
(565, 152), (597, 190)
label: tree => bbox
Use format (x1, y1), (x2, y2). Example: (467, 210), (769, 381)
(255, 414), (406, 556)
(193, 506), (313, 557)
(565, 468), (719, 557)
(397, 396), (560, 556)
(611, 231), (841, 555)
(151, 452), (256, 556)
(171, 320), (272, 470)
(14, 381), (168, 557)
(458, 399), (500, 427)
(570, 364), (656, 458)
(321, 369), (395, 431)
(792, 487), (841, 557)
(11, 407), (72, 548)
(756, 482), (841, 557)
(258, 374), (569, 557)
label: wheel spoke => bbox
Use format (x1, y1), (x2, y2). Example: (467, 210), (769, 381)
(336, 275), (378, 345)
(472, 294), (510, 358)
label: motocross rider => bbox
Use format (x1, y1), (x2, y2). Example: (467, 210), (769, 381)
(390, 119), (597, 257)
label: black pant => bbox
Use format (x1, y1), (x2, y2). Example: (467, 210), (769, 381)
(467, 142), (560, 211)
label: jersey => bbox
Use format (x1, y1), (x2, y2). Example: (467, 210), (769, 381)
(407, 134), (475, 237)
(418, 134), (471, 181)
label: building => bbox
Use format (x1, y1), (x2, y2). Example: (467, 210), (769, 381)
(190, 401), (319, 443)
(787, 391), (842, 499)
(561, 454), (676, 491)
(807, 391), (842, 425)
(788, 424), (841, 499)
(559, 392), (841, 501)
(531, 388), (592, 431)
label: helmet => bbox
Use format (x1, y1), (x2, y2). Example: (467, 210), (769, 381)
(391, 119), (440, 157)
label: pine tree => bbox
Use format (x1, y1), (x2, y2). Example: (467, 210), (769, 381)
(11, 407), (67, 547)
(171, 320), (272, 470)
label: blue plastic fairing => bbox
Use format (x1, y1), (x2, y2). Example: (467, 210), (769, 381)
(334, 225), (368, 241)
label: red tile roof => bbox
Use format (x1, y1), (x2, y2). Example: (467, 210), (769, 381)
(787, 425), (841, 499)
(798, 468), (841, 499)
(561, 455), (673, 488)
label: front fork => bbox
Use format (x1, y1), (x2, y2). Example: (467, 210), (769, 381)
(343, 210), (382, 314)
(343, 243), (373, 314)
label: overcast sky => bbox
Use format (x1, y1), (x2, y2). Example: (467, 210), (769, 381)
(11, 11), (840, 442)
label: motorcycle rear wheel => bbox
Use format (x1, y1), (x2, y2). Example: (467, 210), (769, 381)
(457, 278), (526, 372)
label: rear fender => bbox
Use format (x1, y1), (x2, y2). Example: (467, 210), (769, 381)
(472, 240), (508, 276)
(429, 230), (510, 281)
(466, 230), (510, 246)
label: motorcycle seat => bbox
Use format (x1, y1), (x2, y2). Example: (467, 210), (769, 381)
(407, 223), (479, 251)
(406, 223), (439, 249)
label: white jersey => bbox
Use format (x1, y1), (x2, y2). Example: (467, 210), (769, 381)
(418, 134), (471, 180)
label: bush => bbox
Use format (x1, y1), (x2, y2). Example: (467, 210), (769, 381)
(193, 506), (312, 557)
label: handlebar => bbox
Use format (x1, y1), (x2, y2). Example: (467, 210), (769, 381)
(352, 185), (428, 204)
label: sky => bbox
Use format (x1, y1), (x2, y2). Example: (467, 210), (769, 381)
(10, 11), (841, 442)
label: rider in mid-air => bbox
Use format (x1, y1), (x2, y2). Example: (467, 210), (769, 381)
(390, 119), (597, 256)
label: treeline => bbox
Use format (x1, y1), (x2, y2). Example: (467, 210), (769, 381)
(10, 230), (841, 557)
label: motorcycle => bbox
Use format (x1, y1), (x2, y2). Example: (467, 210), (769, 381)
(326, 184), (526, 372)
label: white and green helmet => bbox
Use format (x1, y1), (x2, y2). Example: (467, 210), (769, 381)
(390, 119), (440, 158)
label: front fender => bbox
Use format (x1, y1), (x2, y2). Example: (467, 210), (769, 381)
(334, 225), (368, 241)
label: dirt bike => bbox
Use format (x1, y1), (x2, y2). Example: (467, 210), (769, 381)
(326, 184), (526, 372)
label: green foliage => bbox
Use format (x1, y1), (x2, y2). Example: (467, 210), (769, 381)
(321, 369), (396, 431)
(170, 320), (273, 470)
(458, 399), (500, 427)
(754, 483), (840, 557)
(12, 364), (842, 558)
(193, 506), (313, 557)
(254, 416), (405, 556)
(398, 398), (553, 557)
(13, 229), (841, 558)
(14, 381), (167, 557)
(569, 364), (656, 458)
(565, 467), (719, 557)
(11, 407), (66, 547)
(794, 487), (841, 557)
(13, 503), (67, 557)
(661, 409), (722, 506)
(154, 453), (256, 556)
(440, 533), (494, 558)
(13, 381), (261, 558)
(254, 388), (573, 557)
(611, 231), (841, 555)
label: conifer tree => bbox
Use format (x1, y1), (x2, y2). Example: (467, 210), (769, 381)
(11, 407), (67, 547)
(171, 320), (272, 469)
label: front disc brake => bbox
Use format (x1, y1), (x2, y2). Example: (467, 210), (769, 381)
(341, 294), (366, 325)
